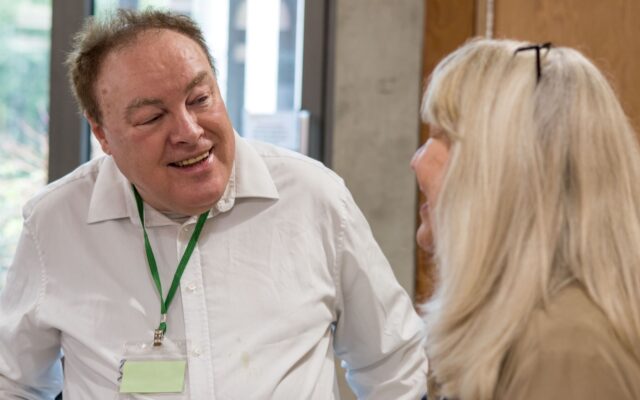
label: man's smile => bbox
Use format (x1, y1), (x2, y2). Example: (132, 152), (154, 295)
(170, 148), (212, 168)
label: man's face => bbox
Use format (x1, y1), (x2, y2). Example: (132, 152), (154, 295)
(89, 29), (235, 216)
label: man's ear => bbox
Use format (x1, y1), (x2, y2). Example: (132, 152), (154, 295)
(86, 114), (112, 155)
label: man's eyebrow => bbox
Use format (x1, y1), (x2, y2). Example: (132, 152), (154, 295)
(125, 98), (163, 120)
(123, 72), (210, 121)
(184, 71), (210, 93)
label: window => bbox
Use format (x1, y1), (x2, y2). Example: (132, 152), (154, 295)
(0, 0), (51, 290)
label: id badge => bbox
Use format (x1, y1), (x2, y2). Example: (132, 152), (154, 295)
(117, 339), (189, 399)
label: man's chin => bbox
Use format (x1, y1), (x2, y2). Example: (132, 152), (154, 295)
(169, 183), (228, 213)
(173, 198), (219, 216)
(151, 190), (216, 216)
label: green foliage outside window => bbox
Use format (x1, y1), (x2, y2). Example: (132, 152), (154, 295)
(0, 0), (50, 291)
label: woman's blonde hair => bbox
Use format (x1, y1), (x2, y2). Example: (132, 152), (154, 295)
(422, 38), (640, 399)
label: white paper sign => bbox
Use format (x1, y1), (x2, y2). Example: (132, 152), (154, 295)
(243, 110), (309, 154)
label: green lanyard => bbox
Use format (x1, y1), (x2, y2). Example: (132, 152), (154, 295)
(132, 186), (210, 346)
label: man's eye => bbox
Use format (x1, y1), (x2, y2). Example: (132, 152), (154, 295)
(191, 95), (209, 106)
(140, 114), (162, 125)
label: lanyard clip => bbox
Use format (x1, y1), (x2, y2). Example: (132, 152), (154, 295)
(153, 328), (164, 346)
(153, 314), (168, 346)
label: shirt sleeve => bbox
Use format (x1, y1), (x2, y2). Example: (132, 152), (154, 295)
(332, 190), (428, 399)
(0, 222), (63, 399)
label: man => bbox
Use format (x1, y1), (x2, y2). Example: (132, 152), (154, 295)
(0, 9), (427, 399)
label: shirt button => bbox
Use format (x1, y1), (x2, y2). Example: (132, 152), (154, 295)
(192, 346), (201, 357)
(187, 282), (197, 292)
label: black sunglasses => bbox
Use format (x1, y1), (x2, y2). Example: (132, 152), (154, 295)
(514, 42), (552, 83)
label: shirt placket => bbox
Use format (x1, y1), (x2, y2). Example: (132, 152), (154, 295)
(178, 222), (216, 399)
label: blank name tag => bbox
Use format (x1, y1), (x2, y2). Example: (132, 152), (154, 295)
(119, 360), (187, 393)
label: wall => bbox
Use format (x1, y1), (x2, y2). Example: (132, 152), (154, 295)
(328, 0), (425, 398)
(330, 0), (425, 296)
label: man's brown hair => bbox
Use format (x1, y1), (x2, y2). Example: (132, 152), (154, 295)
(66, 8), (215, 125)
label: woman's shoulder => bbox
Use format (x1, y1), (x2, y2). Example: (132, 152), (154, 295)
(497, 284), (640, 399)
(532, 284), (614, 351)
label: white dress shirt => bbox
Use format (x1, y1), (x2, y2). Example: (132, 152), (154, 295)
(0, 135), (427, 399)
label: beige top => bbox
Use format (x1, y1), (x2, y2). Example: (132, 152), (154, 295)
(495, 283), (640, 399)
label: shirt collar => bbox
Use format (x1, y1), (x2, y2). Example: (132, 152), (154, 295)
(233, 132), (279, 200)
(87, 133), (279, 225)
(86, 156), (133, 224)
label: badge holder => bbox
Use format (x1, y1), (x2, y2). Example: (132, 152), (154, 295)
(117, 338), (189, 399)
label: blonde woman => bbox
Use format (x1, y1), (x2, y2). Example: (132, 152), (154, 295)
(412, 38), (640, 399)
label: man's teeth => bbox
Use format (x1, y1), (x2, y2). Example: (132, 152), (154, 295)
(175, 151), (209, 167)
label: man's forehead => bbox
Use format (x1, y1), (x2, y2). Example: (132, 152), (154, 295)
(96, 30), (214, 91)
(100, 28), (210, 74)
(95, 41), (215, 122)
(116, 28), (199, 53)
(125, 71), (212, 108)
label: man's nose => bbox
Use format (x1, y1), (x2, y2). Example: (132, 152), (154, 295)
(171, 107), (204, 144)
